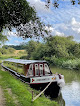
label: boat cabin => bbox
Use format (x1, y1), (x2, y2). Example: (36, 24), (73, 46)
(24, 62), (52, 77)
(3, 59), (52, 77)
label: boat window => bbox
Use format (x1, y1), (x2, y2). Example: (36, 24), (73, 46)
(44, 64), (50, 75)
(17, 64), (24, 75)
(27, 64), (33, 76)
(35, 64), (39, 76)
(39, 64), (43, 75)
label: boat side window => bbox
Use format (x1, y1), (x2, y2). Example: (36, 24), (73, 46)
(35, 64), (39, 76)
(27, 64), (33, 76)
(44, 64), (50, 75)
(3, 61), (7, 66)
(17, 64), (24, 75)
(39, 64), (43, 76)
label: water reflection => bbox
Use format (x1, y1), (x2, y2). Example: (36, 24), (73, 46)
(52, 93), (65, 106)
(51, 67), (80, 106)
(62, 81), (80, 106)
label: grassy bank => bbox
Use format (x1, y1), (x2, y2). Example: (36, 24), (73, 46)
(0, 66), (58, 106)
(0, 49), (27, 60)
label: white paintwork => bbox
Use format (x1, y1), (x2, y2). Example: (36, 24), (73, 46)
(30, 74), (65, 88)
(30, 75), (57, 84)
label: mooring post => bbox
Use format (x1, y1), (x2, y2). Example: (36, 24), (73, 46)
(32, 90), (34, 102)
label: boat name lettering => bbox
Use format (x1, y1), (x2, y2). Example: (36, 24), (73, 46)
(36, 78), (50, 81)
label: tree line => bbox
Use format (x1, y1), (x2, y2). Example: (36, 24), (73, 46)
(3, 35), (80, 60)
(0, 47), (15, 55)
(22, 36), (80, 70)
(24, 36), (80, 60)
(2, 35), (80, 70)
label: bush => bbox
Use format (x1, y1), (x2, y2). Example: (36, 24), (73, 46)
(62, 59), (80, 70)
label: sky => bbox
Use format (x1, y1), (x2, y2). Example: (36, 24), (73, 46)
(5, 0), (80, 45)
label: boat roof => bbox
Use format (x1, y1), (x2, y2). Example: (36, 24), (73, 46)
(4, 58), (47, 65)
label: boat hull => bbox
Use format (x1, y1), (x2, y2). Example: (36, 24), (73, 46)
(30, 82), (60, 98)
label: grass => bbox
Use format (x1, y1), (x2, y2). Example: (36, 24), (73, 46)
(0, 49), (27, 61)
(3, 89), (16, 106)
(0, 66), (58, 106)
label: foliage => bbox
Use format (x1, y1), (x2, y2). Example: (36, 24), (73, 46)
(62, 59), (80, 70)
(20, 35), (80, 70)
(2, 35), (80, 70)
(0, 47), (15, 55)
(0, 31), (8, 44)
(0, 0), (35, 31)
(25, 40), (41, 59)
(45, 0), (80, 8)
(31, 44), (47, 60)
(7, 47), (15, 53)
(2, 44), (26, 50)
(0, 0), (47, 39)
(27, 36), (78, 60)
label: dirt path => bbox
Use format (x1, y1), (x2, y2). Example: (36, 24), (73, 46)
(0, 86), (5, 106)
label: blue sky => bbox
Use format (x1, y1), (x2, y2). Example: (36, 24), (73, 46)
(5, 0), (80, 45)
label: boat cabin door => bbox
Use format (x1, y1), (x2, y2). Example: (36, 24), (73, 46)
(35, 64), (43, 76)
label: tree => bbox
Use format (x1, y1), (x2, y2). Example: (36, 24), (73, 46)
(7, 47), (15, 53)
(46, 0), (80, 8)
(0, 31), (8, 45)
(31, 43), (46, 60)
(0, 0), (35, 30)
(70, 44), (80, 58)
(45, 36), (70, 58)
(25, 41), (39, 59)
(0, 0), (47, 39)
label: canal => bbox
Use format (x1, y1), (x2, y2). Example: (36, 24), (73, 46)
(51, 67), (80, 106)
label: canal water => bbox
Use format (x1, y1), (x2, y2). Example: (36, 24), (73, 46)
(51, 67), (80, 106)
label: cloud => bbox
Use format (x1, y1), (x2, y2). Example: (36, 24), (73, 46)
(52, 30), (64, 36)
(28, 0), (53, 15)
(3, 28), (18, 37)
(50, 17), (80, 41)
(7, 30), (18, 37)
(14, 40), (21, 44)
(44, 17), (80, 42)
(45, 26), (64, 36)
(27, 0), (80, 42)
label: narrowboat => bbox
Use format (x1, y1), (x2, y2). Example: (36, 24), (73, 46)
(1, 58), (65, 98)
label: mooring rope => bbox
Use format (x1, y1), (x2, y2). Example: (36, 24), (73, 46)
(32, 74), (57, 102)
(32, 81), (52, 102)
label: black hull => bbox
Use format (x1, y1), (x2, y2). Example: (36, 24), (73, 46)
(30, 82), (60, 98)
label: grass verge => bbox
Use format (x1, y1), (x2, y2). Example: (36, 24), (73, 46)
(0, 67), (58, 106)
